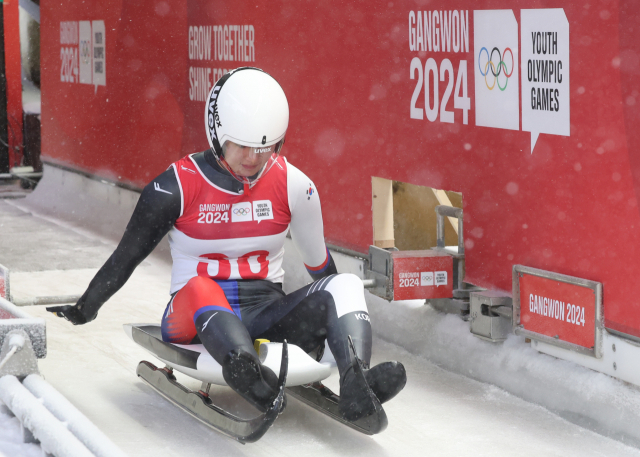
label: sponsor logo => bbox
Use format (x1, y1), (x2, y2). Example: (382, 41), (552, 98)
(478, 46), (514, 91)
(420, 271), (434, 286)
(201, 312), (218, 331)
(200, 203), (230, 212)
(255, 147), (271, 154)
(181, 165), (196, 174)
(435, 271), (448, 286)
(154, 182), (172, 194)
(231, 202), (253, 222)
(207, 86), (221, 141)
(354, 313), (370, 322)
(474, 10), (519, 131)
(405, 271), (446, 286)
(253, 200), (273, 222)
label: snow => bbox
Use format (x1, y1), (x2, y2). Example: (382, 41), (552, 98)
(22, 374), (128, 457)
(0, 376), (93, 456)
(2, 168), (640, 455)
(21, 77), (40, 116)
(0, 405), (41, 457)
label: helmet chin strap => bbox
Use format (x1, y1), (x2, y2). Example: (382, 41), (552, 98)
(213, 150), (279, 195)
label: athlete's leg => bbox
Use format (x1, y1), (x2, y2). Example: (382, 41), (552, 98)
(252, 274), (371, 375)
(161, 276), (280, 412)
(249, 273), (406, 420)
(162, 276), (254, 357)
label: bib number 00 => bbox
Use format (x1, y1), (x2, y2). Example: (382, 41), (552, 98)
(197, 251), (269, 280)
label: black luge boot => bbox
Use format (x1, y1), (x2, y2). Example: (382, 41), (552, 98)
(364, 361), (407, 404)
(339, 364), (380, 422)
(337, 337), (386, 433)
(222, 349), (283, 413)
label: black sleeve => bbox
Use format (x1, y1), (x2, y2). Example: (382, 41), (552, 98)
(76, 168), (182, 321)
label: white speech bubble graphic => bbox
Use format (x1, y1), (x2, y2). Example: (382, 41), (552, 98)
(521, 9), (570, 153)
(92, 20), (106, 93)
(435, 271), (448, 286)
(253, 200), (273, 223)
(474, 10), (519, 131)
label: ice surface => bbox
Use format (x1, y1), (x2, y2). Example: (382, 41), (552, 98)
(367, 296), (640, 446)
(2, 171), (640, 456)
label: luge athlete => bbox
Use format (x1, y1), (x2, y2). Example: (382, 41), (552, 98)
(48, 67), (406, 422)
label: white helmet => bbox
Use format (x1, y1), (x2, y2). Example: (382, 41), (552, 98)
(205, 67), (289, 163)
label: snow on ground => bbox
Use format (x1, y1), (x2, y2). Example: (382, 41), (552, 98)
(0, 407), (43, 457)
(2, 168), (640, 455)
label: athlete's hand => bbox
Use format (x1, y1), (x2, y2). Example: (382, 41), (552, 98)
(46, 303), (89, 325)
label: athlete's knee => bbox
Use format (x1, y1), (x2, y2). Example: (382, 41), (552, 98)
(185, 275), (220, 292)
(335, 273), (365, 291)
(181, 276), (226, 301)
(324, 273), (368, 317)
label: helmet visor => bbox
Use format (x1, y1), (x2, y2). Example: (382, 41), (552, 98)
(219, 139), (284, 183)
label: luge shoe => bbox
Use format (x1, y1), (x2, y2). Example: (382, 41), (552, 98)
(222, 349), (283, 413)
(338, 365), (381, 422)
(364, 361), (407, 404)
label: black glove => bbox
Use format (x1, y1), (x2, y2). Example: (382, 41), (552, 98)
(47, 303), (91, 325)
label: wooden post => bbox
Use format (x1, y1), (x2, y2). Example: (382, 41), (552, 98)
(372, 177), (394, 248)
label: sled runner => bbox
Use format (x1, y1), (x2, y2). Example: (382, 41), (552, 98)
(125, 324), (387, 441)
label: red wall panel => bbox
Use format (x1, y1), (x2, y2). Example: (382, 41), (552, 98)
(41, 0), (640, 339)
(4, 0), (23, 167)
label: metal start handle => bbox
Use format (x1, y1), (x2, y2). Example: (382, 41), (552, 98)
(435, 205), (464, 255)
(11, 295), (81, 307)
(361, 279), (376, 289)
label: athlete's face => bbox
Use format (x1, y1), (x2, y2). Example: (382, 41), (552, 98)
(223, 142), (275, 177)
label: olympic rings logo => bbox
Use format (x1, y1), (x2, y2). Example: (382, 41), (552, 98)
(233, 207), (251, 216)
(478, 47), (514, 91)
(80, 40), (91, 64)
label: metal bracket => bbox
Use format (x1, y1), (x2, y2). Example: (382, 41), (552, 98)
(0, 329), (39, 378)
(433, 206), (465, 291)
(0, 297), (47, 358)
(469, 291), (513, 343)
(435, 205), (464, 254)
(365, 245), (394, 301)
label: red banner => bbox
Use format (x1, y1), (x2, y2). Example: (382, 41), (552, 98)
(393, 252), (453, 300)
(518, 272), (598, 350)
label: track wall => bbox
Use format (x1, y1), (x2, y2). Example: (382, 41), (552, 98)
(41, 1), (640, 339)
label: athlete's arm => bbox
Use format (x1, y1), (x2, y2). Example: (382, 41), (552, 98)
(287, 162), (338, 281)
(47, 168), (182, 324)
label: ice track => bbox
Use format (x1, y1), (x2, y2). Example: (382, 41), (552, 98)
(1, 169), (640, 456)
